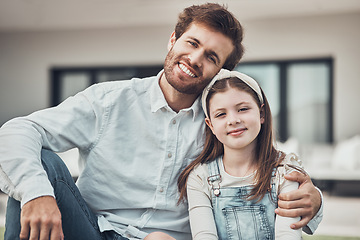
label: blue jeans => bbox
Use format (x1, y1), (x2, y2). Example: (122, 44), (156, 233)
(5, 149), (128, 240)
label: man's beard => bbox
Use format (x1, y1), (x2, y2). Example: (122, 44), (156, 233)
(163, 48), (208, 96)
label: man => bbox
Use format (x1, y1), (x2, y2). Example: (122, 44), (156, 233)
(0, 3), (322, 240)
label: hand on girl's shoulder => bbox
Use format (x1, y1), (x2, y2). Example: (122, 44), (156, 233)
(275, 153), (306, 191)
(280, 153), (304, 174)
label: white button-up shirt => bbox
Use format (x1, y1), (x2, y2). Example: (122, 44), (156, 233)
(0, 70), (205, 239)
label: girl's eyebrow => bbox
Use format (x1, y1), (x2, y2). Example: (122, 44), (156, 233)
(211, 101), (252, 112)
(210, 98), (254, 110)
(235, 101), (251, 107)
(213, 107), (226, 112)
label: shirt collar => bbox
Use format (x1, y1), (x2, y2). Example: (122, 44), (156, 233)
(150, 70), (204, 122)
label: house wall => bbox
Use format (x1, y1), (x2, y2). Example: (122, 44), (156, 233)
(0, 12), (359, 142)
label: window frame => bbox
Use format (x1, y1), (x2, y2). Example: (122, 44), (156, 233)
(236, 58), (334, 143)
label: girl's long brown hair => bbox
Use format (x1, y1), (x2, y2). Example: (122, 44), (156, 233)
(177, 77), (284, 203)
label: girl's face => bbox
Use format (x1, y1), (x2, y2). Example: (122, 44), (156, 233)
(205, 87), (264, 152)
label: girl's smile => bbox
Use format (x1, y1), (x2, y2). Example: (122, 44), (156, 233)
(227, 127), (246, 136)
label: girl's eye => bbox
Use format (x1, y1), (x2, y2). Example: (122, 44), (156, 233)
(239, 108), (248, 112)
(215, 112), (225, 118)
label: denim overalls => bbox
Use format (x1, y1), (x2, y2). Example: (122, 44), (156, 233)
(207, 159), (278, 240)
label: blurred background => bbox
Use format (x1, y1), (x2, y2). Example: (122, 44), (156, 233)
(1, 0), (360, 239)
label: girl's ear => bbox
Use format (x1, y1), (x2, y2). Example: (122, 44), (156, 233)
(260, 104), (265, 124)
(205, 118), (215, 133)
(167, 31), (176, 51)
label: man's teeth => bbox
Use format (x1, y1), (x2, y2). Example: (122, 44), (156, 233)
(179, 63), (196, 77)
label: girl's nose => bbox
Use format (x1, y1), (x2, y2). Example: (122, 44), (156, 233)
(227, 119), (241, 126)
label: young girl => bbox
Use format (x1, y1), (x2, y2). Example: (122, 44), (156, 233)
(177, 69), (305, 240)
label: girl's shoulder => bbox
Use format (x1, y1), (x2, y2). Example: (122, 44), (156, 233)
(189, 158), (220, 180)
(187, 161), (215, 194)
(189, 161), (211, 180)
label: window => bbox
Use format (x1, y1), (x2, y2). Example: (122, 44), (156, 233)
(235, 58), (333, 143)
(50, 66), (162, 106)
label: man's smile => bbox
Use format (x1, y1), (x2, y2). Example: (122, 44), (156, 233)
(179, 63), (197, 78)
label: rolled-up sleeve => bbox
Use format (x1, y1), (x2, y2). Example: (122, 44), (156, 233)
(303, 187), (324, 234)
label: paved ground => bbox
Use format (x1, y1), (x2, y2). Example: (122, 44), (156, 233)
(1, 192), (359, 237)
(0, 193), (6, 228)
(313, 193), (360, 237)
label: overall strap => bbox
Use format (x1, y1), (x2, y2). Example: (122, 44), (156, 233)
(271, 167), (277, 178)
(207, 158), (222, 197)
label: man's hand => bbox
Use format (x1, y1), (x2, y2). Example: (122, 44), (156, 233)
(275, 171), (321, 229)
(20, 196), (64, 240)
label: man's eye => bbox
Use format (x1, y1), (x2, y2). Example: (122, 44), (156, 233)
(188, 41), (197, 47)
(208, 56), (216, 64)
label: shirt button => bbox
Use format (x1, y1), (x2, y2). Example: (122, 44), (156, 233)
(168, 153), (172, 158)
(159, 187), (164, 193)
(172, 119), (176, 124)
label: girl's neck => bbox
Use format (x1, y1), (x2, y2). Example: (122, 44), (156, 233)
(222, 147), (257, 178)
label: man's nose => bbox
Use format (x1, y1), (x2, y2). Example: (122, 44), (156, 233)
(188, 50), (204, 69)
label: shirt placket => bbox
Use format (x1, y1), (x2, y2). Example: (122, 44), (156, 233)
(154, 112), (181, 209)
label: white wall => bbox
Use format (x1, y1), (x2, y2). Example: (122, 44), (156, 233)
(0, 12), (359, 142)
(0, 25), (172, 124)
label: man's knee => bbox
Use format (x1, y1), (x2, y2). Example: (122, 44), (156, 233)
(40, 149), (73, 183)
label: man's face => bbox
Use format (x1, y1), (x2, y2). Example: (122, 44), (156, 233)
(163, 23), (234, 95)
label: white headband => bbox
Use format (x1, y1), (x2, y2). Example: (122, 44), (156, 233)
(201, 69), (264, 118)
